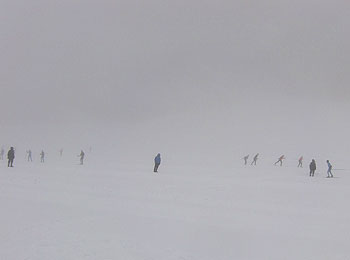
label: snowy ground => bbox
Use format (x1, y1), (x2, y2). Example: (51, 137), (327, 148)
(1, 157), (350, 260)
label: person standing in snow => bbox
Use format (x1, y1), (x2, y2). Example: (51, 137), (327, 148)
(27, 149), (33, 162)
(154, 153), (161, 173)
(59, 148), (63, 157)
(40, 150), (45, 163)
(0, 147), (4, 160)
(298, 156), (303, 167)
(309, 159), (316, 177)
(79, 150), (85, 165)
(274, 155), (285, 166)
(7, 147), (15, 167)
(251, 153), (259, 165)
(243, 155), (249, 165)
(326, 160), (333, 178)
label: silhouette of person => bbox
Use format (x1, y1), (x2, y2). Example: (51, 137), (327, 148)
(326, 160), (333, 178)
(243, 155), (249, 165)
(79, 150), (85, 165)
(27, 150), (33, 162)
(0, 147), (4, 160)
(7, 147), (15, 167)
(251, 153), (259, 165)
(40, 150), (45, 163)
(298, 156), (303, 167)
(309, 159), (316, 177)
(154, 153), (161, 172)
(60, 149), (63, 157)
(274, 155), (285, 166)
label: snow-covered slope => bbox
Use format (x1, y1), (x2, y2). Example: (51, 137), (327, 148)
(1, 157), (349, 260)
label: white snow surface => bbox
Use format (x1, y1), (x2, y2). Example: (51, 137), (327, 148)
(1, 154), (350, 260)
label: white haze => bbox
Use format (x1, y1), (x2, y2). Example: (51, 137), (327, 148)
(2, 1), (350, 260)
(1, 0), (350, 167)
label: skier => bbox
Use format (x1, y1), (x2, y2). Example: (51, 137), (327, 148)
(309, 159), (316, 177)
(79, 150), (85, 165)
(274, 155), (285, 166)
(0, 147), (4, 160)
(27, 150), (33, 162)
(154, 153), (161, 173)
(243, 155), (249, 165)
(40, 150), (45, 163)
(7, 147), (15, 167)
(251, 153), (259, 165)
(298, 156), (303, 167)
(326, 160), (333, 178)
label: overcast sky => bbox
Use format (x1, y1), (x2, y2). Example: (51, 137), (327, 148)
(1, 0), (349, 159)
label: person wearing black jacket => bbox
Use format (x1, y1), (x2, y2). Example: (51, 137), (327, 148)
(7, 147), (15, 167)
(309, 159), (316, 177)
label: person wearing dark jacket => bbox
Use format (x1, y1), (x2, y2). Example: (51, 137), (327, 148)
(40, 150), (45, 163)
(309, 159), (316, 177)
(7, 147), (15, 167)
(154, 153), (161, 173)
(251, 153), (259, 166)
(243, 155), (249, 165)
(79, 150), (85, 165)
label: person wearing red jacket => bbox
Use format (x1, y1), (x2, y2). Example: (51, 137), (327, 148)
(298, 156), (303, 167)
(274, 155), (285, 166)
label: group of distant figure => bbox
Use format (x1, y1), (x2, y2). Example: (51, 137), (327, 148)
(153, 153), (334, 178)
(0, 147), (86, 167)
(242, 154), (334, 178)
(25, 149), (45, 163)
(1, 148), (335, 178)
(243, 153), (259, 166)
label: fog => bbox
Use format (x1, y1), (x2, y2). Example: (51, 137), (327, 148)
(1, 0), (350, 166)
